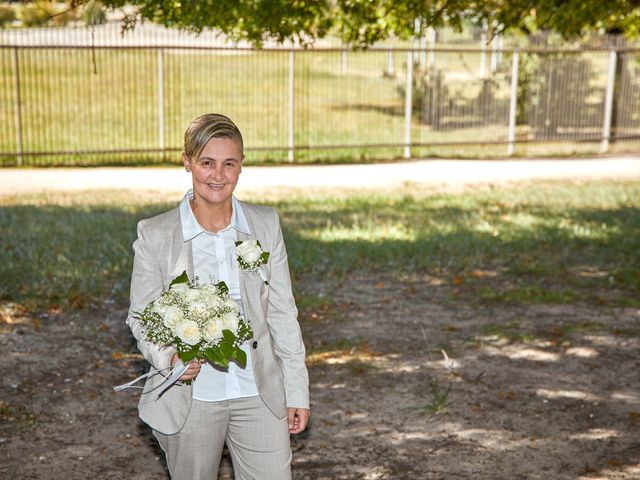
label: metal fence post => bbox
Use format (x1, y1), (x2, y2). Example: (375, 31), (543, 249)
(404, 50), (413, 159)
(490, 35), (499, 73)
(479, 22), (488, 78)
(601, 50), (617, 153)
(288, 50), (295, 163)
(158, 48), (165, 155)
(507, 50), (519, 156)
(428, 28), (436, 69)
(340, 49), (347, 75)
(12, 47), (23, 166)
(419, 30), (427, 68)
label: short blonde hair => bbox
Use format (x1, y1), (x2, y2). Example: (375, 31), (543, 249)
(183, 113), (244, 160)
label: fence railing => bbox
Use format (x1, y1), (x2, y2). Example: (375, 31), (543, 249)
(1, 43), (639, 166)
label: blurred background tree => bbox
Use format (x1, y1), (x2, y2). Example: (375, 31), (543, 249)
(66, 0), (640, 46)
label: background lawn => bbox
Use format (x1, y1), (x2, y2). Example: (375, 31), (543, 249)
(4, 46), (636, 166)
(1, 179), (638, 313)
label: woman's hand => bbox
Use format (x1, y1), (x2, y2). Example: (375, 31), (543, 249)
(171, 353), (204, 381)
(287, 407), (310, 434)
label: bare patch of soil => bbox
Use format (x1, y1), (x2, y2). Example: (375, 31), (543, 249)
(2, 275), (639, 479)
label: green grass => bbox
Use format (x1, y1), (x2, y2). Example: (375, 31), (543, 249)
(422, 378), (452, 417)
(0, 401), (38, 430)
(2, 47), (623, 166)
(0, 180), (638, 312)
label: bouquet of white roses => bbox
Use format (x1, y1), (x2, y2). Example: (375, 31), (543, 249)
(137, 271), (253, 369)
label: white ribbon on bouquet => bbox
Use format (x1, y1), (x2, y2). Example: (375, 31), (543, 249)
(113, 360), (189, 400)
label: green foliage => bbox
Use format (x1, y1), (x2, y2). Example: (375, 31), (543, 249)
(204, 346), (226, 367)
(0, 2), (78, 28)
(169, 270), (190, 286)
(398, 65), (450, 128)
(19, 3), (53, 27)
(81, 0), (107, 26)
(177, 343), (200, 362)
(233, 347), (247, 367)
(521, 53), (601, 138)
(422, 378), (451, 416)
(84, 0), (640, 47)
(51, 7), (77, 27)
(0, 4), (16, 28)
(0, 401), (38, 430)
(613, 53), (640, 138)
(104, 0), (333, 46)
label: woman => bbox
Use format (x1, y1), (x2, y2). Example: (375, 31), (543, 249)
(126, 113), (310, 479)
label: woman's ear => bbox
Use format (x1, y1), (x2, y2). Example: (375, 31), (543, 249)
(182, 153), (191, 172)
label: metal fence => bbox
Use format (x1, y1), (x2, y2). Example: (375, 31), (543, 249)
(1, 28), (640, 166)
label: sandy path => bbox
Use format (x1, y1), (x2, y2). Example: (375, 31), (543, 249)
(1, 156), (639, 196)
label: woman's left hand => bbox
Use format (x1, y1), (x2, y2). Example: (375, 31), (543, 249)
(287, 407), (310, 434)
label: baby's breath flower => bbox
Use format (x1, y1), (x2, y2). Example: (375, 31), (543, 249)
(188, 300), (208, 319)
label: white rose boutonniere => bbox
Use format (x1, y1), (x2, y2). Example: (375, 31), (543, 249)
(235, 239), (269, 285)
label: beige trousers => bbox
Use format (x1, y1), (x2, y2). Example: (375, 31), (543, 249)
(154, 396), (292, 480)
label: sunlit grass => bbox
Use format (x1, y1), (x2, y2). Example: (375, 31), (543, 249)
(0, 180), (638, 311)
(2, 48), (620, 166)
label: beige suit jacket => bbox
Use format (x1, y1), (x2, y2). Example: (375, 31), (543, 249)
(126, 200), (309, 435)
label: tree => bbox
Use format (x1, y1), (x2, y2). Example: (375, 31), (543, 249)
(71, 0), (640, 46)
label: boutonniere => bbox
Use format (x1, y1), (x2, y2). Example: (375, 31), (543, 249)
(235, 240), (270, 285)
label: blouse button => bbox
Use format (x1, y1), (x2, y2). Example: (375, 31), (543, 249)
(252, 341), (258, 349)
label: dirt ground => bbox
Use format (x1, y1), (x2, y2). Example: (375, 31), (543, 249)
(1, 272), (639, 480)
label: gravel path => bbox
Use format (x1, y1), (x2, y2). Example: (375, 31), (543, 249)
(1, 156), (639, 196)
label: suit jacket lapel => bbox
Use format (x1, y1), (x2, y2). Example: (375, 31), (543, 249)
(167, 213), (194, 286)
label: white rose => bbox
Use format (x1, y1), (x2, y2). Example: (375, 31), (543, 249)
(220, 311), (239, 333)
(237, 240), (263, 264)
(152, 300), (166, 316)
(201, 284), (219, 296)
(175, 320), (202, 345)
(203, 319), (223, 342)
(203, 292), (223, 310)
(170, 283), (189, 297)
(162, 306), (184, 331)
(183, 287), (201, 303)
(188, 300), (208, 318)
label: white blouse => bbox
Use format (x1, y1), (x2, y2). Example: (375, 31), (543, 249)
(178, 190), (259, 402)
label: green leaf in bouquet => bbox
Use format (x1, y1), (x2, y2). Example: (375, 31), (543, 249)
(233, 347), (247, 368)
(204, 347), (228, 368)
(220, 338), (234, 358)
(237, 322), (253, 341)
(234, 241), (242, 246)
(170, 270), (190, 286)
(217, 281), (229, 294)
(178, 343), (200, 362)
(260, 251), (270, 263)
(222, 329), (237, 343)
